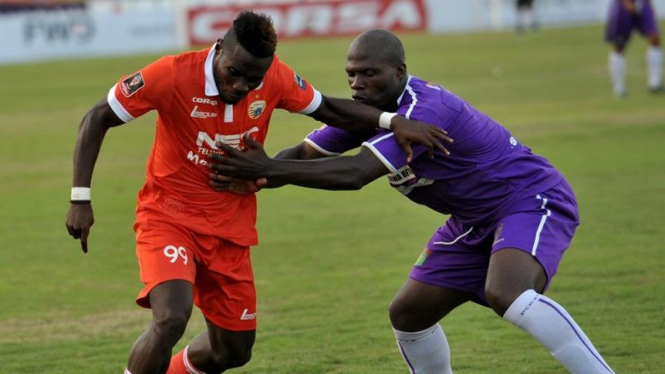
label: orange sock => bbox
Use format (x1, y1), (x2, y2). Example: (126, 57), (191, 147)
(165, 349), (188, 374)
(166, 346), (206, 374)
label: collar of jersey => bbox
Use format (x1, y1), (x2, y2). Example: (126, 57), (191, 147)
(396, 75), (413, 106)
(204, 44), (219, 97)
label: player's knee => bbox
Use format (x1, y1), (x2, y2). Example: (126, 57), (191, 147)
(485, 286), (520, 317)
(152, 309), (190, 341)
(389, 298), (418, 331)
(210, 344), (253, 370)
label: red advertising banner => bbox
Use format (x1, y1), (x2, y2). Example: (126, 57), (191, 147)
(188, 0), (426, 46)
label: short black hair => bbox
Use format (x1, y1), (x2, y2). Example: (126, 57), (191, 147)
(352, 29), (405, 65)
(225, 11), (277, 58)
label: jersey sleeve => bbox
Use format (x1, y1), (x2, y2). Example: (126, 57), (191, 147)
(361, 105), (441, 172)
(106, 56), (175, 123)
(273, 59), (322, 115)
(304, 125), (375, 156)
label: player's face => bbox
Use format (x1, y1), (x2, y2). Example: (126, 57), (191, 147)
(345, 54), (405, 112)
(213, 42), (273, 104)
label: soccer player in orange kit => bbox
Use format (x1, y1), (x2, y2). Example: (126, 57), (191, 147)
(65, 11), (450, 374)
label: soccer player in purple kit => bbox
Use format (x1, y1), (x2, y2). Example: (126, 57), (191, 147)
(209, 30), (616, 373)
(606, 0), (663, 96)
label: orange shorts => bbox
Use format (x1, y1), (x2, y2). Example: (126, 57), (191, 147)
(134, 216), (257, 331)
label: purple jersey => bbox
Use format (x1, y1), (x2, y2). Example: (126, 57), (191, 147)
(306, 76), (563, 227)
(606, 0), (659, 44)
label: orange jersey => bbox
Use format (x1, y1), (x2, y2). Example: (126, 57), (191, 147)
(107, 47), (321, 246)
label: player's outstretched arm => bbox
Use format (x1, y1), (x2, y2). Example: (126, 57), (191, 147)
(65, 98), (125, 253)
(209, 135), (388, 191)
(273, 142), (329, 161)
(310, 96), (452, 162)
(208, 142), (332, 193)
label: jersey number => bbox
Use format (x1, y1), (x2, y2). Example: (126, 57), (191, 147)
(164, 245), (188, 265)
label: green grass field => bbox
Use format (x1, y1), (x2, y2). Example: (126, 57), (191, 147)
(1, 24), (664, 373)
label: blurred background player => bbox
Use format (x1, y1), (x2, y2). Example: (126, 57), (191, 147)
(516, 0), (538, 33)
(606, 0), (663, 96)
(65, 11), (449, 374)
(209, 29), (616, 374)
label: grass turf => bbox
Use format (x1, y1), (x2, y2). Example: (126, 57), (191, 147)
(1, 23), (664, 373)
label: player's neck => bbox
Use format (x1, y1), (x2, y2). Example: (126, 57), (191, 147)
(385, 77), (408, 112)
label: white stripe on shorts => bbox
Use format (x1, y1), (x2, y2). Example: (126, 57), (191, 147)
(532, 194), (552, 256)
(432, 226), (474, 246)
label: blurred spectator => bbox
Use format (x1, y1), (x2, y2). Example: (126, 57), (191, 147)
(516, 0), (538, 33)
(606, 0), (663, 96)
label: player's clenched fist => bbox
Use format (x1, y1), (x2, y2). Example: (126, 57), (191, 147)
(66, 203), (94, 253)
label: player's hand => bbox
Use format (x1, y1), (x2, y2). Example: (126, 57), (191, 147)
(208, 174), (267, 195)
(390, 115), (453, 162)
(209, 135), (273, 180)
(65, 203), (94, 253)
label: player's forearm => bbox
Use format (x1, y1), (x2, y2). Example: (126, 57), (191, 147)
(263, 147), (295, 188)
(265, 157), (368, 190)
(311, 96), (386, 131)
(273, 144), (306, 160)
(72, 99), (123, 187)
(265, 143), (333, 189)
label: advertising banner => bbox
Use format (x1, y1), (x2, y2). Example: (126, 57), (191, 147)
(0, 5), (176, 65)
(187, 0), (426, 45)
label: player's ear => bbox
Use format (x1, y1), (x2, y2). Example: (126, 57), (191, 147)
(396, 63), (407, 80)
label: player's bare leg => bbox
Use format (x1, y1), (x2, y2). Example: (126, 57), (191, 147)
(646, 33), (663, 92)
(609, 43), (627, 97)
(126, 280), (193, 374)
(487, 248), (615, 374)
(183, 319), (255, 373)
(389, 279), (473, 374)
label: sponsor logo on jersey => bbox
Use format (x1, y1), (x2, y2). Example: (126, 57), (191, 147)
(190, 105), (218, 119)
(509, 136), (518, 147)
(192, 97), (218, 105)
(189, 127), (261, 166)
(388, 165), (417, 186)
(248, 100), (266, 119)
(240, 308), (257, 320)
(388, 166), (434, 195)
(120, 72), (145, 98)
(415, 248), (432, 266)
(196, 127), (260, 150)
(294, 73), (306, 90)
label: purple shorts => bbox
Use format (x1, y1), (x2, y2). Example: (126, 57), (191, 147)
(409, 179), (579, 306)
(605, 0), (659, 45)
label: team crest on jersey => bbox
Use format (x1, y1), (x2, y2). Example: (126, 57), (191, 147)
(120, 72), (145, 98)
(248, 100), (266, 119)
(294, 73), (306, 90)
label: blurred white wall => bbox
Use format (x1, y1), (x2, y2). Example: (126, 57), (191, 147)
(0, 0), (176, 64)
(3, 0), (665, 65)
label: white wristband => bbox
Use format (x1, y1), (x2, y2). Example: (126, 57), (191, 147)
(379, 112), (397, 129)
(71, 187), (91, 201)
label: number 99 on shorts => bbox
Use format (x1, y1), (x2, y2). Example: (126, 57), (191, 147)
(163, 245), (189, 265)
